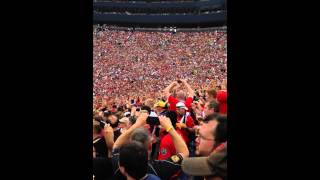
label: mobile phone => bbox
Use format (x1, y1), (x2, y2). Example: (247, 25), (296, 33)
(146, 116), (160, 126)
(146, 113), (159, 126)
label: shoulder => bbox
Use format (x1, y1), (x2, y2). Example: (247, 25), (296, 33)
(186, 97), (193, 102)
(153, 153), (183, 166)
(146, 174), (161, 180)
(168, 95), (177, 101)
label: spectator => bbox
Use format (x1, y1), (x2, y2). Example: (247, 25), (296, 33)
(93, 123), (115, 180)
(182, 143), (227, 180)
(181, 113), (227, 180)
(206, 88), (217, 102)
(216, 80), (227, 115)
(106, 114), (122, 141)
(119, 117), (130, 134)
(164, 79), (194, 112)
(175, 102), (195, 144)
(195, 114), (227, 156)
(153, 100), (168, 116)
(118, 141), (161, 180)
(203, 100), (220, 117)
(112, 112), (189, 180)
(157, 111), (179, 160)
(93, 121), (109, 158)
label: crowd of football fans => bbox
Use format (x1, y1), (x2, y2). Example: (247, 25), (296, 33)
(93, 26), (226, 108)
(93, 26), (227, 180)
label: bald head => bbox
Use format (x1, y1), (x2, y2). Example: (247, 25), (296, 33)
(177, 90), (186, 100)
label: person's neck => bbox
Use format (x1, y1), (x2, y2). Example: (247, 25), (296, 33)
(208, 97), (214, 102)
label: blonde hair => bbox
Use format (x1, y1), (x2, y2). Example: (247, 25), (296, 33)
(207, 88), (217, 98)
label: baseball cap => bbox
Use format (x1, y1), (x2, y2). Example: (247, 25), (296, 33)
(154, 101), (166, 108)
(119, 117), (129, 124)
(182, 143), (227, 177)
(176, 102), (188, 110)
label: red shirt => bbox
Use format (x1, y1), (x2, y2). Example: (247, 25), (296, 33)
(158, 130), (184, 160)
(217, 90), (227, 114)
(168, 95), (193, 112)
(158, 133), (176, 160)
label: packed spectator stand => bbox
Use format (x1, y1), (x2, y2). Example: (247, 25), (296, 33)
(93, 26), (226, 107)
(93, 1), (227, 180)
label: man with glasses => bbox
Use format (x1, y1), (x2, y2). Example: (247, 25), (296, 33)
(195, 113), (227, 156)
(181, 113), (227, 180)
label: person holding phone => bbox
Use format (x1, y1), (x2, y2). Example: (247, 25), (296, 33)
(112, 112), (189, 180)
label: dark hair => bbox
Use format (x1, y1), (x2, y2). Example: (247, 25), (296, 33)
(93, 121), (102, 134)
(203, 113), (227, 147)
(141, 105), (151, 114)
(203, 113), (219, 122)
(214, 115), (227, 146)
(130, 128), (150, 149)
(119, 141), (148, 179)
(117, 106), (124, 112)
(94, 115), (104, 122)
(129, 116), (136, 125)
(208, 100), (220, 113)
(166, 110), (177, 129)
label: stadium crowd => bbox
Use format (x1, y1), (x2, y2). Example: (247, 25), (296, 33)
(93, 26), (226, 108)
(93, 26), (227, 180)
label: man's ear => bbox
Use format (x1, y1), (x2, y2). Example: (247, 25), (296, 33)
(119, 166), (126, 176)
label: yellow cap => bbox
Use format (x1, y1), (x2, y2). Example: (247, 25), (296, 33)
(154, 101), (166, 108)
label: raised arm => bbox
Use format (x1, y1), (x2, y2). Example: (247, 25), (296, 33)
(113, 112), (148, 149)
(180, 79), (195, 98)
(163, 81), (178, 100)
(221, 79), (227, 90)
(159, 116), (189, 158)
(103, 123), (114, 158)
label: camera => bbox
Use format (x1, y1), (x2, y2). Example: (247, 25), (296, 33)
(146, 111), (160, 126)
(140, 105), (161, 126)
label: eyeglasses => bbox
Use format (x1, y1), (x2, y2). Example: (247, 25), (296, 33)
(196, 131), (215, 141)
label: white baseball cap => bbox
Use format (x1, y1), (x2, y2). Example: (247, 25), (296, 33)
(176, 102), (188, 110)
